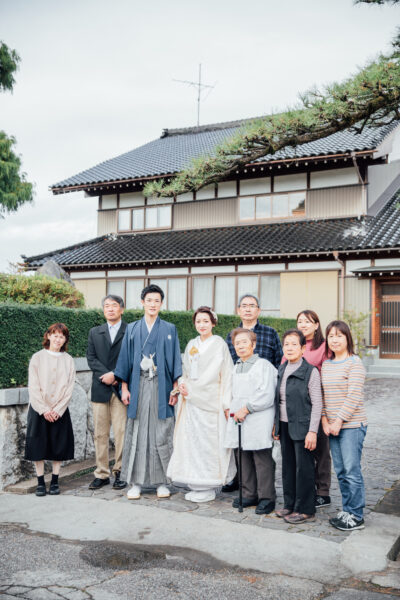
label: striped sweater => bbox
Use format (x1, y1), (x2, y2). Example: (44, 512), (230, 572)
(321, 355), (367, 429)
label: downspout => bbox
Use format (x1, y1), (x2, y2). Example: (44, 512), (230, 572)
(351, 151), (367, 214)
(333, 251), (345, 318)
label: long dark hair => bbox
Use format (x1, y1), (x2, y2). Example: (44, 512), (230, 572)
(297, 309), (324, 351)
(325, 320), (355, 358)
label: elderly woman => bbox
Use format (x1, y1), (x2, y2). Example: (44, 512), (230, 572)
(167, 306), (235, 503)
(225, 328), (278, 515)
(274, 329), (322, 524)
(25, 323), (75, 497)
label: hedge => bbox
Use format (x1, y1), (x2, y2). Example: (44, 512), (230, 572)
(0, 273), (84, 308)
(0, 303), (295, 389)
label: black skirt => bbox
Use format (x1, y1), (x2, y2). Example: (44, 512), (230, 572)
(25, 405), (75, 461)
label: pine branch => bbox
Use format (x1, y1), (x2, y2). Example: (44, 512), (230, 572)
(144, 44), (400, 199)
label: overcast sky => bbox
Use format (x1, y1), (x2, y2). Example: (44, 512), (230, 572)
(0, 0), (399, 272)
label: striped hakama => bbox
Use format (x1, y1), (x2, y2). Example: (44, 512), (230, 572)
(120, 370), (174, 487)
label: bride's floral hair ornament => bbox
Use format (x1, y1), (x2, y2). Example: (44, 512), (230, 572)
(192, 306), (218, 325)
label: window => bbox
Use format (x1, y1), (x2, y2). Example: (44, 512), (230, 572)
(150, 278), (168, 307)
(126, 279), (144, 309)
(117, 205), (171, 232)
(132, 209), (144, 230)
(168, 278), (187, 311)
(193, 277), (213, 308)
(239, 196), (254, 220)
(256, 196), (270, 219)
(260, 275), (280, 316)
(107, 280), (125, 300)
(215, 277), (235, 315)
(146, 205), (171, 229)
(239, 192), (306, 221)
(148, 278), (187, 310)
(118, 210), (131, 231)
(238, 276), (259, 301)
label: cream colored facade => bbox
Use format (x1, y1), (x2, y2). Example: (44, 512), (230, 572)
(280, 271), (339, 331)
(74, 279), (107, 308)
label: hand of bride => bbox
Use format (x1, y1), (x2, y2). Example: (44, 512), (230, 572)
(178, 383), (188, 396)
(224, 409), (230, 421)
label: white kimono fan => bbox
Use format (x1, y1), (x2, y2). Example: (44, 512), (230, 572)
(167, 335), (236, 487)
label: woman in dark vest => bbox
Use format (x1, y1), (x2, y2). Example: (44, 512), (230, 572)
(273, 329), (322, 524)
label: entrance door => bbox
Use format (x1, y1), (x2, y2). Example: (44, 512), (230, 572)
(380, 283), (400, 358)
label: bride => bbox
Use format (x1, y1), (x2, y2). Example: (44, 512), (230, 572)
(167, 306), (236, 502)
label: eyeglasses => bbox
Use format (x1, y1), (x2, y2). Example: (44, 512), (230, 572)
(240, 304), (258, 309)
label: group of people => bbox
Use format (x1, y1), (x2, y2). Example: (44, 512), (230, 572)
(25, 285), (367, 533)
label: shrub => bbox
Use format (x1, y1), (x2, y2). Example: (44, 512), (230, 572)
(0, 273), (84, 308)
(0, 303), (295, 389)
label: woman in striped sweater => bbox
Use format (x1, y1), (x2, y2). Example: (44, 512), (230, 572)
(321, 321), (367, 531)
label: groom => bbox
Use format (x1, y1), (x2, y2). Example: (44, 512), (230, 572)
(114, 284), (182, 500)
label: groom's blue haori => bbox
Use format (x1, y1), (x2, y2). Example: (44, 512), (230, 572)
(114, 316), (182, 419)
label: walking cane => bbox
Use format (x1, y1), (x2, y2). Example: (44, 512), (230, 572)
(237, 420), (243, 513)
(230, 412), (243, 513)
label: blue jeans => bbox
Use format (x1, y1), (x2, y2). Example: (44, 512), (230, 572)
(329, 425), (367, 520)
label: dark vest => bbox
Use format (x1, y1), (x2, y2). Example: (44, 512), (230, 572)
(274, 359), (315, 441)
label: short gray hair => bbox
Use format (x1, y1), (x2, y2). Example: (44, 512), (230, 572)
(101, 294), (125, 308)
(238, 294), (260, 308)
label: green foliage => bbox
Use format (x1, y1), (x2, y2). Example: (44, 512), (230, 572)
(0, 41), (20, 92)
(0, 273), (85, 308)
(0, 42), (33, 216)
(343, 309), (372, 357)
(0, 131), (33, 216)
(0, 303), (295, 388)
(144, 30), (400, 199)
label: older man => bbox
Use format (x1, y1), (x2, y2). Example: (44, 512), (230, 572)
(86, 295), (127, 490)
(226, 294), (283, 368)
(223, 293), (283, 493)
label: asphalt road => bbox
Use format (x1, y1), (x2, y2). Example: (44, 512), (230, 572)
(1, 523), (399, 600)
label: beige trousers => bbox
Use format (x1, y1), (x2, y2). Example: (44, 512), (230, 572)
(92, 394), (127, 479)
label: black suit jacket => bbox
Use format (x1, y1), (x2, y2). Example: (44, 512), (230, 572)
(86, 321), (127, 403)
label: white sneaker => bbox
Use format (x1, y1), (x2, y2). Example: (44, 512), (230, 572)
(127, 484), (141, 499)
(157, 484), (170, 498)
(184, 491), (194, 501)
(188, 490), (216, 503)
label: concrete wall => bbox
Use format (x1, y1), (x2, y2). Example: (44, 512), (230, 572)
(0, 359), (96, 491)
(280, 270), (339, 331)
(74, 279), (107, 308)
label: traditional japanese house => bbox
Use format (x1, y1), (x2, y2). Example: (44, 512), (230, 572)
(23, 117), (400, 360)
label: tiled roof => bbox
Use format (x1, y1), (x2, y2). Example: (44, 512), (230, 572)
(24, 192), (400, 268)
(51, 118), (399, 190)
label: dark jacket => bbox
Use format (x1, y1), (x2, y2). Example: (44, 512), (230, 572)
(274, 358), (315, 441)
(86, 321), (127, 403)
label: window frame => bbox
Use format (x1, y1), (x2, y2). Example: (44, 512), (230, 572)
(238, 190), (307, 222)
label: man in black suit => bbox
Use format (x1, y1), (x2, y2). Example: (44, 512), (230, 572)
(87, 294), (128, 490)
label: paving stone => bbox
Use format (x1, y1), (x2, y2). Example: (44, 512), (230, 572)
(371, 571), (400, 588)
(63, 378), (400, 545)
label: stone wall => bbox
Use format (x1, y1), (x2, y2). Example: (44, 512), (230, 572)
(0, 358), (99, 490)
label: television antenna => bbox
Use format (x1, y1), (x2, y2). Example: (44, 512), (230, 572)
(173, 64), (216, 126)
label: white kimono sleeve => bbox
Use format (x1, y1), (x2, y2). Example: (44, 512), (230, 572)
(219, 342), (233, 411)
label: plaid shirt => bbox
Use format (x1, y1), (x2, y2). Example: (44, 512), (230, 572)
(226, 320), (283, 369)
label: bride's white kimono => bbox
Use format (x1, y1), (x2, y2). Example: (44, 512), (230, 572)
(167, 335), (236, 488)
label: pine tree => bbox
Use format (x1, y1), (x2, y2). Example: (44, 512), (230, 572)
(0, 41), (33, 217)
(144, 3), (400, 198)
